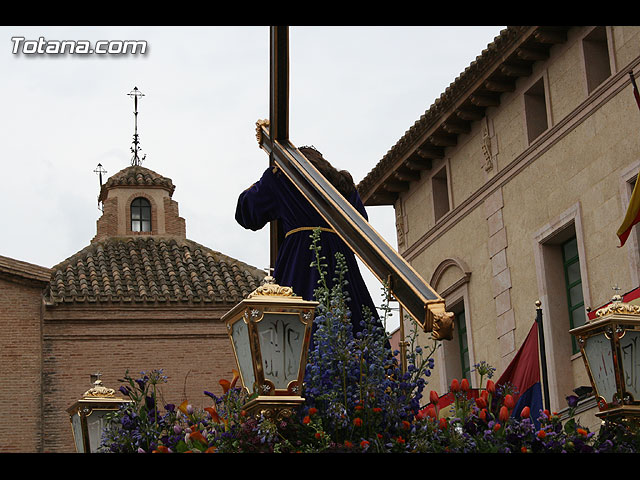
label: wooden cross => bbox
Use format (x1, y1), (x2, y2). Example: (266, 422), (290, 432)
(258, 26), (451, 338)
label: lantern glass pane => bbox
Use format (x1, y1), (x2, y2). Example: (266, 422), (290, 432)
(231, 318), (255, 393)
(71, 412), (85, 453)
(257, 312), (305, 390)
(86, 409), (109, 453)
(620, 329), (640, 399)
(583, 332), (618, 403)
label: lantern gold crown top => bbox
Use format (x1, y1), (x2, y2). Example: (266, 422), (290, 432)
(82, 373), (118, 399)
(594, 294), (640, 319)
(247, 274), (299, 299)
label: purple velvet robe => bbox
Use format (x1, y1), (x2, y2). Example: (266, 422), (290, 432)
(235, 166), (381, 333)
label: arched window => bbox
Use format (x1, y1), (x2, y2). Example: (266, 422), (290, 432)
(131, 197), (151, 232)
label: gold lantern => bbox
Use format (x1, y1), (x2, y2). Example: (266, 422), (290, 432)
(570, 294), (640, 423)
(222, 276), (317, 418)
(66, 373), (130, 453)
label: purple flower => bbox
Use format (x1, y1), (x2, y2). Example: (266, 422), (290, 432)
(566, 395), (579, 408)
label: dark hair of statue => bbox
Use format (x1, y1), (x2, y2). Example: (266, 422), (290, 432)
(299, 146), (356, 198)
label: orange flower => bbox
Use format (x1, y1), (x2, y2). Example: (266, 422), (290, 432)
(178, 400), (190, 416)
(504, 394), (515, 410)
(499, 406), (509, 422)
(230, 369), (240, 389)
(205, 446), (217, 453)
(520, 406), (530, 419)
(355, 405), (363, 411)
(219, 379), (231, 394)
(450, 378), (460, 392)
(396, 436), (405, 444)
(402, 420), (411, 430)
(314, 432), (323, 439)
(189, 431), (207, 445)
(493, 423), (501, 432)
(486, 380), (496, 395)
(204, 405), (221, 424)
(308, 407), (318, 416)
(360, 440), (370, 449)
(373, 407), (382, 413)
(302, 415), (311, 425)
(577, 428), (588, 437)
(461, 378), (470, 391)
(521, 446), (529, 453)
(344, 440), (353, 448)
(537, 429), (546, 439)
(353, 418), (363, 427)
(430, 390), (439, 405)
(152, 445), (170, 453)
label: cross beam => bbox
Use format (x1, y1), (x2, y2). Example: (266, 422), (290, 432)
(261, 26), (452, 338)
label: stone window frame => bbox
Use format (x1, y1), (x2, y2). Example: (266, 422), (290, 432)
(532, 202), (591, 411)
(429, 257), (475, 390)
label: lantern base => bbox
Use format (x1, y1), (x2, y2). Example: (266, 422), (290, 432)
(596, 405), (640, 424)
(243, 395), (305, 420)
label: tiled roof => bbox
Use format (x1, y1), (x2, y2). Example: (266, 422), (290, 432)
(98, 165), (175, 202)
(48, 236), (265, 305)
(0, 254), (51, 284)
(357, 26), (571, 205)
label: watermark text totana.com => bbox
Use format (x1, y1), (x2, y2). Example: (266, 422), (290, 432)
(11, 36), (148, 55)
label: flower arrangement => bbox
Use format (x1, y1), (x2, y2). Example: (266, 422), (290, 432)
(100, 230), (640, 453)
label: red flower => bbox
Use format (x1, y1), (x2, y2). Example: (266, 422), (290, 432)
(479, 408), (487, 422)
(450, 378), (460, 392)
(308, 407), (318, 416)
(461, 378), (470, 391)
(402, 420), (411, 430)
(302, 416), (311, 425)
(486, 380), (496, 395)
(353, 418), (363, 427)
(314, 432), (323, 439)
(504, 394), (515, 410)
(577, 428), (588, 437)
(355, 405), (364, 411)
(481, 390), (489, 402)
(493, 423), (501, 432)
(189, 431), (207, 445)
(360, 440), (370, 449)
(396, 436), (405, 444)
(499, 406), (509, 422)
(377, 433), (383, 440)
(521, 446), (529, 453)
(344, 440), (353, 448)
(476, 396), (487, 409)
(537, 429), (546, 439)
(520, 406), (530, 419)
(438, 417), (448, 430)
(373, 407), (382, 413)
(430, 390), (439, 405)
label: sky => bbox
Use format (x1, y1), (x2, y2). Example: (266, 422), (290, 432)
(1, 25), (504, 332)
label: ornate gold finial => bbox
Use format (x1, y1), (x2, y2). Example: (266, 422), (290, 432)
(595, 292), (640, 318)
(535, 300), (542, 308)
(247, 274), (297, 298)
(82, 373), (117, 398)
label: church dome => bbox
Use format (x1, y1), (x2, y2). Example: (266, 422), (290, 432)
(98, 165), (175, 203)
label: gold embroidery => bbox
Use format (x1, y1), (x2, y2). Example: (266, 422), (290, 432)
(285, 227), (336, 238)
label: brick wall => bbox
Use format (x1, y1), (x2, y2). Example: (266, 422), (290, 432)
(0, 277), (44, 452)
(42, 304), (238, 453)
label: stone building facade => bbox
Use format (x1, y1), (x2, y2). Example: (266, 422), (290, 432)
(358, 26), (640, 430)
(0, 164), (264, 452)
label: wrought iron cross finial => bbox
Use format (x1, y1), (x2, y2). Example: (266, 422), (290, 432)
(128, 86), (146, 166)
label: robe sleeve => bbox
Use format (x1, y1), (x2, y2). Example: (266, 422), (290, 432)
(235, 168), (279, 231)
